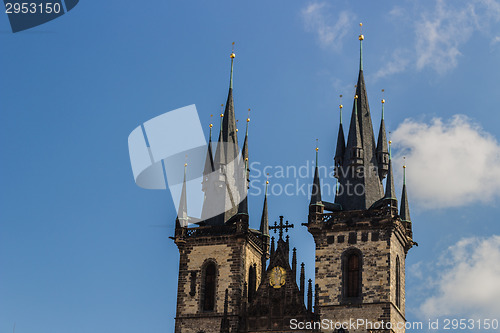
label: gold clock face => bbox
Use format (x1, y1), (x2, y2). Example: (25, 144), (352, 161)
(269, 266), (286, 288)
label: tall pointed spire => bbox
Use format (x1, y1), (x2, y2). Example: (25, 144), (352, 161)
(230, 42), (235, 89)
(359, 23), (364, 71)
(384, 141), (396, 201)
(400, 162), (411, 222)
(376, 92), (389, 179)
(334, 26), (384, 211)
(260, 179), (269, 236)
(334, 95), (346, 169)
(310, 144), (322, 205)
(177, 162), (189, 227)
(219, 43), (239, 165)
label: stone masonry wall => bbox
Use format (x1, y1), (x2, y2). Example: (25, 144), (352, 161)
(314, 226), (406, 333)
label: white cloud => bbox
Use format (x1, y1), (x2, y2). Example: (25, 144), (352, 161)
(301, 3), (353, 51)
(418, 235), (500, 321)
(392, 115), (500, 209)
(414, 0), (477, 74)
(388, 6), (405, 19)
(491, 36), (500, 45)
(372, 49), (410, 81)
(414, 0), (500, 73)
(373, 0), (500, 77)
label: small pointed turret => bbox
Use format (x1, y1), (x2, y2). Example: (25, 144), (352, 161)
(400, 164), (411, 222)
(376, 95), (389, 179)
(214, 112), (225, 169)
(310, 146), (322, 205)
(202, 121), (215, 192)
(292, 248), (297, 281)
(177, 162), (189, 227)
(241, 110), (250, 166)
(237, 157), (249, 216)
(384, 141), (397, 202)
(260, 180), (269, 236)
(307, 279), (313, 312)
(300, 262), (305, 302)
(334, 99), (346, 170)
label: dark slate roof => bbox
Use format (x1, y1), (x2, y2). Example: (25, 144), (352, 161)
(310, 151), (322, 205)
(400, 167), (411, 222)
(241, 119), (249, 164)
(346, 97), (363, 155)
(213, 118), (225, 169)
(201, 58), (242, 226)
(203, 126), (215, 176)
(384, 158), (396, 200)
(334, 68), (384, 211)
(334, 122), (345, 165)
(217, 59), (239, 168)
(376, 117), (388, 163)
(237, 159), (249, 216)
(260, 184), (269, 236)
(177, 165), (188, 225)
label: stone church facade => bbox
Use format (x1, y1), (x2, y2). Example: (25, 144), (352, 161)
(171, 31), (415, 333)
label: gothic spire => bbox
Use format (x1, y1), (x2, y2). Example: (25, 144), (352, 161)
(203, 120), (215, 177)
(218, 44), (239, 166)
(376, 95), (389, 179)
(334, 25), (384, 210)
(241, 109), (250, 164)
(384, 141), (397, 201)
(400, 163), (411, 222)
(300, 262), (305, 302)
(359, 23), (364, 71)
(214, 111), (225, 169)
(177, 162), (189, 227)
(307, 279), (313, 312)
(310, 145), (322, 205)
(260, 180), (269, 236)
(334, 98), (346, 168)
(237, 157), (249, 216)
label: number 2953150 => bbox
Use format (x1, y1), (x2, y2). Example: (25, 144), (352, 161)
(5, 2), (62, 14)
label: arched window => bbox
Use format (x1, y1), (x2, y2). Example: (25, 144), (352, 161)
(202, 262), (216, 311)
(396, 256), (401, 309)
(346, 252), (360, 297)
(342, 249), (362, 301)
(248, 264), (257, 303)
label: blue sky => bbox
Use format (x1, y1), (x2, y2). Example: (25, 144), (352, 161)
(1, 0), (500, 332)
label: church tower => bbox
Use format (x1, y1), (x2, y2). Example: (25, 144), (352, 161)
(304, 25), (415, 333)
(172, 48), (270, 333)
